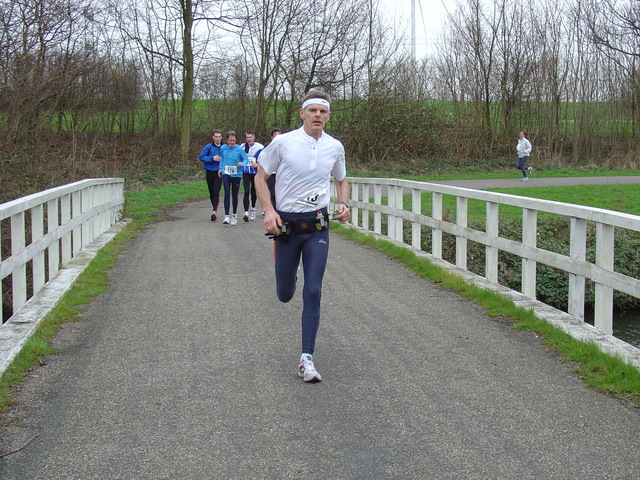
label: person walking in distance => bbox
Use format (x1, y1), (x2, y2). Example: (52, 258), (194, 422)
(218, 131), (249, 225)
(198, 130), (223, 221)
(516, 131), (533, 181)
(255, 90), (350, 382)
(241, 131), (264, 222)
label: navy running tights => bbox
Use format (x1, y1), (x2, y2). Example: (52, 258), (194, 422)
(222, 175), (241, 214)
(274, 222), (329, 356)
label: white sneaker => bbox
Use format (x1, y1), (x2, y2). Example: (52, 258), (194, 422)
(527, 166), (533, 173)
(231, 214), (238, 226)
(298, 354), (322, 382)
(521, 177), (529, 182)
(243, 211), (249, 222)
(249, 208), (256, 221)
(223, 215), (230, 224)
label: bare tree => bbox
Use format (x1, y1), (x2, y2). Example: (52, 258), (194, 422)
(582, 0), (640, 145)
(235, 0), (306, 132)
(0, 0), (100, 141)
(104, 0), (232, 160)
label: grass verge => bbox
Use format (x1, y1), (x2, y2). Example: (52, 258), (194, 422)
(0, 182), (208, 412)
(331, 222), (640, 407)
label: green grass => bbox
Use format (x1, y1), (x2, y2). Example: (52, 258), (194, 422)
(489, 184), (640, 215)
(331, 222), (640, 406)
(36, 98), (640, 135)
(354, 166), (640, 222)
(407, 167), (640, 182)
(393, 183), (640, 224)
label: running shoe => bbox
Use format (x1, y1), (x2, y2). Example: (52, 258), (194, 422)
(211, 210), (217, 222)
(231, 214), (238, 226)
(527, 166), (533, 173)
(223, 215), (230, 224)
(521, 177), (529, 182)
(243, 211), (249, 222)
(298, 354), (322, 382)
(249, 208), (256, 221)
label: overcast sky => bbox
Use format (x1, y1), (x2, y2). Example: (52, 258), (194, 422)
(381, 0), (455, 57)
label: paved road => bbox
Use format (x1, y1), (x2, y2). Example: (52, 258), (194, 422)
(1, 196), (640, 479)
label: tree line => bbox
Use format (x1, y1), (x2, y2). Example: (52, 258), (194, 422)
(1, 0), (639, 199)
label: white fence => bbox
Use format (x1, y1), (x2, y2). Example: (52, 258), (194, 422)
(333, 177), (640, 338)
(1, 179), (125, 322)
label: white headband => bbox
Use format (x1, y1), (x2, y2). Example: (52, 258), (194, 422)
(302, 98), (330, 111)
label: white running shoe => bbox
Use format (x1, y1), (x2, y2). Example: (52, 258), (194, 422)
(243, 211), (249, 222)
(521, 177), (529, 182)
(298, 354), (322, 382)
(223, 215), (230, 224)
(231, 214), (238, 226)
(249, 208), (256, 221)
(527, 166), (533, 173)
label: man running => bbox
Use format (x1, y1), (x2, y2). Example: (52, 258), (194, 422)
(198, 130), (223, 221)
(241, 131), (264, 221)
(255, 89), (350, 382)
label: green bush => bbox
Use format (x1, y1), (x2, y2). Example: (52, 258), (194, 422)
(339, 99), (451, 168)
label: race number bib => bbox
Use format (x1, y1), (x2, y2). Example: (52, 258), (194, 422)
(224, 165), (237, 175)
(247, 158), (256, 166)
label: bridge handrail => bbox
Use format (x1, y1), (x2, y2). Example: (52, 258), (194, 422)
(1, 178), (125, 322)
(333, 177), (640, 339)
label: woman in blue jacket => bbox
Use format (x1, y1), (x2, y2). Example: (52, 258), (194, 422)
(218, 131), (249, 225)
(198, 129), (223, 221)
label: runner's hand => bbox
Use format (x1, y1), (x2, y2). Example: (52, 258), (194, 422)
(263, 210), (283, 236)
(335, 204), (350, 224)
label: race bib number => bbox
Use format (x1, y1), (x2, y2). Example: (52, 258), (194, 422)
(247, 158), (256, 166)
(224, 165), (237, 175)
(294, 193), (320, 209)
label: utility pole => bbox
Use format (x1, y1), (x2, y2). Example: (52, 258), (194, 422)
(411, 0), (416, 60)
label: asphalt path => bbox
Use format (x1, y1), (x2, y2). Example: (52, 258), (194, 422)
(1, 186), (640, 479)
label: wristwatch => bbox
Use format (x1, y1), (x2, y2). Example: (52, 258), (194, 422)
(339, 202), (350, 209)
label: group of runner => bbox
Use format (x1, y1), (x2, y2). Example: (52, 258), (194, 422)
(199, 129), (281, 225)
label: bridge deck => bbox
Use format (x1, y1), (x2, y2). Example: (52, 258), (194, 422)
(2, 198), (640, 479)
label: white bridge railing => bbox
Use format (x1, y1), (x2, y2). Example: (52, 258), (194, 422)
(333, 177), (640, 339)
(1, 179), (125, 322)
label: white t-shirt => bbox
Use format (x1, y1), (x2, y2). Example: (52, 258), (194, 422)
(259, 127), (346, 213)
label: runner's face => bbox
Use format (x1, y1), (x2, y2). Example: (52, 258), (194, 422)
(300, 104), (330, 137)
(213, 133), (222, 144)
(227, 136), (236, 147)
(246, 133), (255, 145)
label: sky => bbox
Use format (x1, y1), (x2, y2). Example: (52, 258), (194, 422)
(380, 0), (455, 58)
